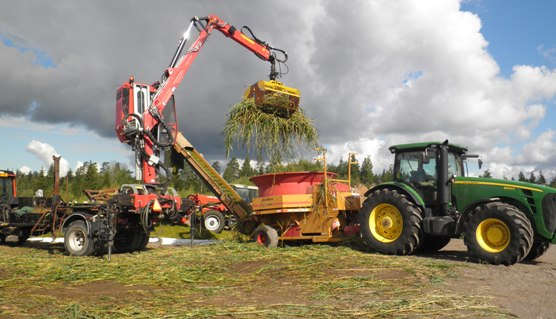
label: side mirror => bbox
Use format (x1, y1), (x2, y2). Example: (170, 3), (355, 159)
(478, 158), (483, 170)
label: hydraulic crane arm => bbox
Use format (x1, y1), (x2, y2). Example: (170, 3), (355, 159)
(149, 15), (286, 124)
(115, 14), (300, 224)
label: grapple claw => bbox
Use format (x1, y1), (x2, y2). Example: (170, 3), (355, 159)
(244, 80), (301, 119)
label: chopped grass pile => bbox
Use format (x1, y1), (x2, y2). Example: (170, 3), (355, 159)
(0, 241), (509, 318)
(224, 97), (318, 160)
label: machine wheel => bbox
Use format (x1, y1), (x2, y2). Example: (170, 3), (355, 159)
(136, 232), (150, 251)
(203, 210), (225, 234)
(463, 202), (533, 265)
(227, 214), (238, 230)
(64, 221), (94, 256)
(253, 225), (279, 248)
(114, 230), (149, 253)
(359, 188), (423, 255)
(524, 236), (551, 261)
(416, 235), (451, 253)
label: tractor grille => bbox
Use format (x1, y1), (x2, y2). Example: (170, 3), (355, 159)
(542, 194), (556, 234)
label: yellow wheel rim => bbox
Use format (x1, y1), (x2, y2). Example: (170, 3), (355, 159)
(369, 203), (403, 243)
(476, 218), (510, 253)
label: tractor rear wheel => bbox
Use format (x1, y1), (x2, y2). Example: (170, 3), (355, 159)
(359, 188), (423, 255)
(203, 210), (225, 234)
(524, 236), (551, 261)
(463, 202), (533, 265)
(416, 235), (451, 253)
(64, 221), (94, 256)
(253, 225), (279, 248)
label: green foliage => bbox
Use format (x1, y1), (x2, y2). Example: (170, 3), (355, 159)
(223, 157), (241, 182)
(16, 161), (135, 201)
(360, 156), (375, 186)
(240, 155), (254, 178)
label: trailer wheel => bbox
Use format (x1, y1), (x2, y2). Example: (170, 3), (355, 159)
(253, 225), (279, 248)
(203, 210), (225, 234)
(359, 188), (423, 255)
(416, 235), (451, 253)
(524, 236), (551, 261)
(463, 202), (533, 265)
(64, 221), (94, 256)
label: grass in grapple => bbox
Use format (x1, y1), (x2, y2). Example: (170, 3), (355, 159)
(0, 239), (510, 318)
(224, 97), (318, 160)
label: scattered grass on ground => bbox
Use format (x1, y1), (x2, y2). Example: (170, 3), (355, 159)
(0, 237), (512, 319)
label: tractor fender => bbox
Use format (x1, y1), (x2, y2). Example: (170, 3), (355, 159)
(61, 212), (95, 234)
(364, 182), (426, 208)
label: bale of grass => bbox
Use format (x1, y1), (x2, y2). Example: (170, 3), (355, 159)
(224, 98), (318, 160)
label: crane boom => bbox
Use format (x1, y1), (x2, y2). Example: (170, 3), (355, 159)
(115, 14), (299, 224)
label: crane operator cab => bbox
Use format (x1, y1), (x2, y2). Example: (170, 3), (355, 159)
(115, 77), (178, 147)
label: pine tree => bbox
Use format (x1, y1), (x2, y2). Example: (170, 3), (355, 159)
(360, 156), (375, 186)
(518, 171), (527, 182)
(223, 157), (241, 182)
(550, 176), (556, 188)
(211, 161), (222, 175)
(538, 171), (547, 185)
(240, 156), (254, 178)
(255, 157), (265, 175)
(482, 169), (492, 178)
(529, 171), (536, 184)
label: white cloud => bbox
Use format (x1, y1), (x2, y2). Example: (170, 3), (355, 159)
(18, 165), (31, 174)
(26, 140), (70, 177)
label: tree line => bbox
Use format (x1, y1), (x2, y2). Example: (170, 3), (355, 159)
(481, 169), (556, 187)
(14, 157), (556, 201)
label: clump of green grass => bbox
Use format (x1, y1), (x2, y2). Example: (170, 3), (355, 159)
(224, 98), (318, 160)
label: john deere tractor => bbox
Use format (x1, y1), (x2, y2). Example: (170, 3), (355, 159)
(360, 140), (556, 265)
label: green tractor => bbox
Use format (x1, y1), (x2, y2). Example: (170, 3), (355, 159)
(360, 140), (556, 265)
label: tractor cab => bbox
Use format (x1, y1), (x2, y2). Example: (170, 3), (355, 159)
(390, 141), (469, 213)
(0, 170), (16, 206)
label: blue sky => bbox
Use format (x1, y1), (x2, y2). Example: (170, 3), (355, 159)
(1, 0), (555, 180)
(462, 0), (556, 138)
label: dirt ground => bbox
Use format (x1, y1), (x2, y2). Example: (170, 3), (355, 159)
(430, 239), (555, 319)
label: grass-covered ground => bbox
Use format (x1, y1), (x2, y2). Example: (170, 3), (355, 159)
(0, 227), (511, 319)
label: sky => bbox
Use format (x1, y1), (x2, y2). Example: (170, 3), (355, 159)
(1, 0), (555, 181)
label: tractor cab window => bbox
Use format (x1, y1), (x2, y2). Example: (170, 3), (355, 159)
(447, 152), (463, 177)
(395, 151), (437, 185)
(1, 177), (13, 204)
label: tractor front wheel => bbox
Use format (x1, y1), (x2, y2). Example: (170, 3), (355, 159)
(253, 225), (279, 248)
(463, 202), (533, 265)
(64, 221), (94, 256)
(359, 188), (423, 255)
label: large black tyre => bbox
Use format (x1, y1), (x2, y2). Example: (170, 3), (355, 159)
(463, 202), (533, 265)
(114, 230), (149, 253)
(359, 188), (423, 255)
(253, 225), (279, 248)
(136, 232), (150, 251)
(64, 221), (95, 256)
(524, 236), (551, 261)
(416, 235), (451, 253)
(0, 234), (5, 244)
(203, 210), (226, 234)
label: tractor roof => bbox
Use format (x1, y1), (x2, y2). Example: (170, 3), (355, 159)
(389, 141), (468, 154)
(0, 170), (16, 177)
